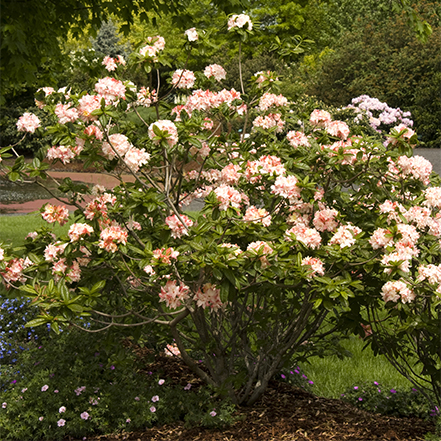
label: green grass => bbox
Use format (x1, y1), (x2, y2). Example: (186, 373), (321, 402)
(0, 213), (73, 248)
(300, 336), (418, 399)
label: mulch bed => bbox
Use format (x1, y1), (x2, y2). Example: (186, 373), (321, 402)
(68, 347), (437, 441)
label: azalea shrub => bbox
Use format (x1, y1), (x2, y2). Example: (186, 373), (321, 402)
(0, 14), (440, 408)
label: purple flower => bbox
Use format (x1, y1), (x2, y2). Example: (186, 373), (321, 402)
(150, 406), (156, 413)
(110, 365), (115, 370)
(158, 379), (165, 385)
(210, 410), (217, 417)
(294, 369), (300, 374)
(374, 381), (379, 386)
(281, 374), (286, 379)
(354, 386), (358, 390)
(57, 418), (66, 427)
(41, 385), (49, 392)
(11, 380), (16, 384)
(390, 389), (396, 394)
(134, 396), (140, 401)
(308, 380), (314, 385)
(184, 383), (192, 390)
(358, 397), (363, 401)
(80, 412), (89, 420)
(151, 395), (159, 402)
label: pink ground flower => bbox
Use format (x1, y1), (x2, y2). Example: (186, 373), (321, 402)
(159, 280), (190, 309)
(165, 214), (194, 238)
(80, 411), (90, 420)
(42, 204), (69, 226)
(57, 419), (66, 427)
(204, 64), (226, 81)
(172, 69), (196, 89)
(16, 112), (41, 133)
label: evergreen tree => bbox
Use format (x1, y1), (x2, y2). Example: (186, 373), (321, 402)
(91, 20), (130, 58)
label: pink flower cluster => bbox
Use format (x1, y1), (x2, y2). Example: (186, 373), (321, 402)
(172, 69), (196, 89)
(94, 77), (126, 103)
(286, 131), (310, 148)
(55, 103), (79, 124)
(313, 208), (339, 232)
(328, 224), (362, 248)
(1, 257), (32, 285)
(148, 120), (179, 147)
(140, 35), (165, 59)
(252, 113), (285, 133)
(68, 223), (94, 242)
(102, 55), (125, 72)
(204, 64), (226, 81)
(243, 206), (272, 226)
(258, 93), (288, 111)
(165, 214), (194, 238)
(185, 27), (198, 41)
(84, 193), (116, 221)
(227, 14), (253, 31)
(388, 123), (416, 146)
(78, 94), (101, 121)
(271, 175), (301, 203)
(42, 204), (69, 226)
(381, 280), (415, 303)
(246, 241), (274, 267)
(285, 225), (322, 249)
(301, 257), (325, 278)
(396, 155), (432, 185)
(159, 280), (190, 309)
(214, 184), (249, 211)
(16, 112), (41, 133)
(98, 224), (128, 253)
(194, 283), (223, 310)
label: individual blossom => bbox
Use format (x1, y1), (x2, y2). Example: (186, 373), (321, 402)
(151, 395), (159, 402)
(152, 247), (179, 264)
(47, 145), (77, 164)
(258, 93), (288, 111)
(214, 184), (249, 211)
(41, 385), (49, 392)
(159, 280), (190, 309)
(102, 133), (132, 159)
(194, 283), (223, 311)
(0, 247), (4, 261)
(59, 406), (66, 413)
(204, 64), (226, 81)
(165, 343), (181, 357)
(185, 27), (198, 41)
(42, 204), (69, 226)
(57, 419), (66, 427)
(313, 208), (339, 232)
(165, 214), (194, 239)
(171, 69), (196, 89)
(310, 109), (332, 128)
(150, 406), (156, 413)
(328, 224), (362, 248)
(210, 410), (217, 417)
(246, 241), (274, 267)
(227, 14), (253, 31)
(68, 223), (94, 242)
(287, 131), (310, 148)
(80, 411), (90, 420)
(302, 257), (325, 278)
(252, 113), (285, 133)
(381, 280), (415, 303)
(285, 225), (322, 249)
(243, 206), (272, 227)
(98, 225), (128, 253)
(16, 112), (41, 133)
(102, 55), (117, 71)
(148, 120), (179, 147)
(55, 103), (79, 124)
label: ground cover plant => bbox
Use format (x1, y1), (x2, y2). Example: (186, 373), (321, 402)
(0, 11), (440, 439)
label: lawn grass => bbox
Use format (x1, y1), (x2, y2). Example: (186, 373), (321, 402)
(301, 336), (417, 399)
(0, 213), (73, 248)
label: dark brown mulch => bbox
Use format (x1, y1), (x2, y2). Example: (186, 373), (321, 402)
(68, 346), (437, 441)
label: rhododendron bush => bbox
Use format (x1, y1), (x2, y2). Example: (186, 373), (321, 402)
(1, 16), (440, 407)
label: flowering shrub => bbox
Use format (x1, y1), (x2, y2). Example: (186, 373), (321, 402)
(0, 14), (440, 407)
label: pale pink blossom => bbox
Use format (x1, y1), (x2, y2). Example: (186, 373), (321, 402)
(0, 247), (4, 261)
(159, 280), (190, 309)
(397, 155), (432, 185)
(148, 120), (179, 147)
(194, 283), (223, 310)
(123, 147), (150, 172)
(165, 214), (193, 238)
(102, 133), (132, 159)
(328, 224), (361, 248)
(325, 120), (350, 140)
(313, 209), (339, 232)
(42, 204), (69, 226)
(84, 124), (103, 140)
(214, 184), (249, 211)
(80, 412), (90, 420)
(16, 113), (41, 133)
(152, 247), (180, 264)
(204, 64), (226, 81)
(301, 257), (325, 278)
(1, 257), (32, 285)
(44, 243), (67, 262)
(417, 264), (441, 285)
(95, 77), (126, 102)
(55, 103), (79, 124)
(228, 14), (253, 31)
(423, 187), (441, 209)
(287, 131), (310, 148)
(381, 280), (415, 303)
(381, 252), (411, 274)
(102, 56), (118, 71)
(252, 113), (285, 133)
(185, 27), (199, 41)
(165, 343), (181, 357)
(388, 123), (416, 145)
(243, 206), (272, 227)
(246, 241), (274, 267)
(68, 223), (94, 242)
(258, 93), (288, 111)
(171, 69), (196, 89)
(78, 94), (101, 121)
(285, 225), (322, 249)
(310, 109), (332, 127)
(57, 419), (66, 427)
(271, 175), (301, 203)
(47, 146), (76, 164)
(369, 228), (393, 249)
(98, 225), (128, 253)
(84, 193), (116, 221)
(220, 164), (241, 185)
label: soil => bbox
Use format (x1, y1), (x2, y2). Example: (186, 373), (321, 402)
(66, 349), (437, 441)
